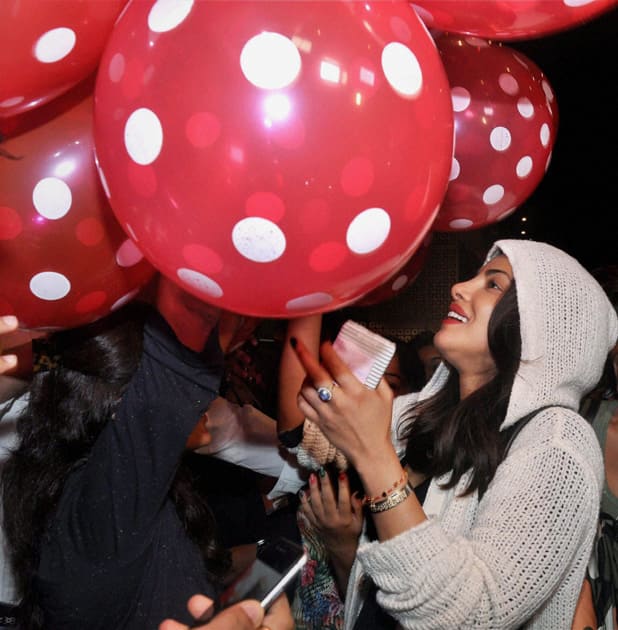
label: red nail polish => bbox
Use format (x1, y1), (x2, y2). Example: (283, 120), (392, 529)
(309, 473), (317, 485)
(339, 471), (347, 481)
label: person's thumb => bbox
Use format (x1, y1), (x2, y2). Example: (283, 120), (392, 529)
(197, 600), (264, 630)
(238, 600), (264, 627)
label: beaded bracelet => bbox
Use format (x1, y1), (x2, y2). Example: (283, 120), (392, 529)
(362, 470), (408, 506)
(366, 482), (414, 513)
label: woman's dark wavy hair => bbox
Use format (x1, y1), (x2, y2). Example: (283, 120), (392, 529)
(402, 280), (521, 498)
(1, 302), (229, 629)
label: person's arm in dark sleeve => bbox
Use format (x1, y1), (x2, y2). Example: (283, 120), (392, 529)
(65, 307), (224, 557)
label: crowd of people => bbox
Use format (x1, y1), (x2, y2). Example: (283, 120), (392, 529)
(0, 238), (616, 630)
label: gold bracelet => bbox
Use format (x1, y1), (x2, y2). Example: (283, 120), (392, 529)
(366, 482), (414, 513)
(362, 470), (409, 506)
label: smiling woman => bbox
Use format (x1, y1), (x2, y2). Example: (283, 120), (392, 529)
(288, 238), (617, 630)
(434, 255), (514, 397)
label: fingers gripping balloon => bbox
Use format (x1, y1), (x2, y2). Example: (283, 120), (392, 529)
(93, 0), (454, 318)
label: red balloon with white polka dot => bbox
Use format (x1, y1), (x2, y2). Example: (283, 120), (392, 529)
(0, 0), (128, 119)
(0, 92), (155, 330)
(411, 0), (617, 40)
(432, 35), (559, 232)
(93, 0), (454, 318)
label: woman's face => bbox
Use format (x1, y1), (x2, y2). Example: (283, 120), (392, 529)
(434, 255), (513, 381)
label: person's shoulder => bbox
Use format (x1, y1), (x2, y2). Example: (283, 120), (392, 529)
(526, 406), (598, 445)
(518, 406), (603, 480)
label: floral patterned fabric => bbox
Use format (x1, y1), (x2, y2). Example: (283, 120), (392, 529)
(292, 509), (345, 630)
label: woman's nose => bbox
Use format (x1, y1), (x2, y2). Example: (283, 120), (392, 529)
(450, 282), (465, 301)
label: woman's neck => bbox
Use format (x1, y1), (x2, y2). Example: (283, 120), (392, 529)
(458, 371), (494, 399)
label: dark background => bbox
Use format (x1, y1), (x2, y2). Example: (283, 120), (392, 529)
(455, 6), (618, 273)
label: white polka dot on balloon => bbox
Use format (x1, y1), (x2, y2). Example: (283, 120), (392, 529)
(498, 73), (519, 95)
(449, 218), (474, 230)
(240, 32), (301, 90)
(465, 37), (490, 48)
(125, 223), (139, 242)
(451, 87), (471, 112)
(0, 96), (24, 109)
(449, 157), (460, 181)
(148, 0), (194, 32)
(541, 79), (555, 102)
(111, 289), (140, 311)
(517, 97), (534, 119)
(410, 4), (435, 26)
(564, 0), (596, 7)
(497, 207), (516, 221)
(30, 272), (71, 301)
(232, 217), (286, 263)
(540, 123), (551, 147)
(32, 177), (72, 219)
(178, 268), (224, 298)
(490, 126), (512, 151)
(286, 292), (333, 311)
(346, 207), (391, 255)
(108, 53), (126, 82)
(513, 53), (530, 70)
(116, 239), (144, 267)
(516, 156), (533, 178)
(34, 27), (76, 63)
(391, 275), (408, 291)
(381, 42), (423, 98)
(483, 184), (505, 205)
(124, 108), (163, 165)
(96, 162), (112, 199)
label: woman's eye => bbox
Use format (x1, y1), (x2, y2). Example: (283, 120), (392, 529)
(488, 280), (502, 290)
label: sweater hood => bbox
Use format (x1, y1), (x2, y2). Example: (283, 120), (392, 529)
(485, 239), (618, 429)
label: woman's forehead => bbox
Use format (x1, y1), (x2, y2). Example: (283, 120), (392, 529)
(480, 254), (512, 276)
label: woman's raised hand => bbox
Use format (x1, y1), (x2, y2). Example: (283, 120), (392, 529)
(293, 338), (394, 471)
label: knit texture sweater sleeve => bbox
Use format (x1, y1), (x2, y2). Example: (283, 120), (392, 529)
(355, 409), (603, 629)
(59, 309), (223, 559)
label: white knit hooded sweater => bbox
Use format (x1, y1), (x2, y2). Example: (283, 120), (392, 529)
(343, 239), (618, 630)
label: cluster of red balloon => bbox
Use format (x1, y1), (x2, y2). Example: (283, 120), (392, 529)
(410, 0), (611, 237)
(0, 0), (615, 325)
(431, 34), (559, 232)
(0, 0), (155, 330)
(362, 0), (613, 303)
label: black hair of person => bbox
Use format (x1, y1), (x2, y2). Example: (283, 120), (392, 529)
(393, 340), (425, 393)
(409, 329), (436, 352)
(1, 302), (230, 629)
(401, 281), (521, 497)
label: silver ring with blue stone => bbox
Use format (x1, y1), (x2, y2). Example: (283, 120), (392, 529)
(316, 385), (334, 402)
